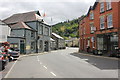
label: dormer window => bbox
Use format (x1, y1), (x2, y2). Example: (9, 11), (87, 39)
(90, 12), (94, 20)
(100, 2), (104, 13)
(107, 2), (112, 10)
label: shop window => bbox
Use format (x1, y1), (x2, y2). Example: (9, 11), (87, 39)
(97, 37), (104, 50)
(110, 34), (118, 42)
(10, 43), (18, 49)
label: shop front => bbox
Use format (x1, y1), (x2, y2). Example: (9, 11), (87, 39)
(96, 32), (118, 55)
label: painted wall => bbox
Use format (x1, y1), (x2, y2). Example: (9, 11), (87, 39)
(11, 29), (24, 37)
(0, 21), (11, 43)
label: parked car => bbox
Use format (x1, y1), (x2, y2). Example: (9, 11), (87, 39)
(7, 49), (20, 60)
(0, 50), (8, 70)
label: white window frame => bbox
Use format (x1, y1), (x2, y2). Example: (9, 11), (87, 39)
(100, 2), (104, 13)
(100, 16), (105, 29)
(90, 12), (94, 20)
(107, 14), (113, 28)
(107, 2), (112, 10)
(84, 27), (86, 34)
(90, 23), (94, 33)
(39, 23), (43, 35)
(44, 27), (49, 36)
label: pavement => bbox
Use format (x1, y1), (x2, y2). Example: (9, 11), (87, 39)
(0, 47), (119, 79)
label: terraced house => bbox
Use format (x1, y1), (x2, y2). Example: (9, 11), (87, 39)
(79, 0), (120, 55)
(3, 11), (51, 54)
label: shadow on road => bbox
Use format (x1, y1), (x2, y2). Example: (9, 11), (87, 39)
(70, 53), (119, 70)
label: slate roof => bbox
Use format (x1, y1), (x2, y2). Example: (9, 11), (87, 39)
(3, 11), (43, 24)
(50, 38), (55, 41)
(52, 33), (64, 39)
(10, 22), (34, 30)
(86, 2), (98, 16)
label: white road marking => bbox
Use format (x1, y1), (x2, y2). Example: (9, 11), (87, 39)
(40, 62), (42, 64)
(4, 56), (20, 78)
(51, 51), (57, 52)
(43, 66), (47, 69)
(81, 59), (89, 61)
(37, 56), (40, 61)
(50, 72), (56, 76)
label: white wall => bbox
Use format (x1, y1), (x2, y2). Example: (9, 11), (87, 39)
(0, 21), (11, 43)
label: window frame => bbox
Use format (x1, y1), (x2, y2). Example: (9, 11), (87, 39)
(107, 14), (113, 28)
(106, 2), (112, 10)
(100, 2), (104, 13)
(90, 23), (95, 33)
(100, 16), (105, 30)
(90, 12), (94, 20)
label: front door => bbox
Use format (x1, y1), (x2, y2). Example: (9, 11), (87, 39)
(44, 41), (49, 51)
(20, 40), (25, 54)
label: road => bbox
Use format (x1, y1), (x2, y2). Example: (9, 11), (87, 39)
(1, 47), (119, 78)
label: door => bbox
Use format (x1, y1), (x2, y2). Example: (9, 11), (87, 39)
(44, 41), (49, 51)
(20, 40), (25, 54)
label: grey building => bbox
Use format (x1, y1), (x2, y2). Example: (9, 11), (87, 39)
(3, 11), (51, 54)
(7, 22), (37, 54)
(50, 38), (56, 50)
(51, 33), (65, 50)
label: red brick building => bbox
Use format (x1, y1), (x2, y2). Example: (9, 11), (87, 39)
(79, 0), (120, 55)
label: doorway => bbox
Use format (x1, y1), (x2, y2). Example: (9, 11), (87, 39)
(44, 41), (49, 52)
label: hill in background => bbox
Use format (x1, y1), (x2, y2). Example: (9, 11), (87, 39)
(52, 18), (79, 40)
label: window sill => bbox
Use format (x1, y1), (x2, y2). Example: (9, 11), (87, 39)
(90, 32), (94, 34)
(107, 27), (114, 30)
(100, 28), (105, 31)
(100, 11), (105, 14)
(106, 8), (112, 11)
(90, 19), (94, 20)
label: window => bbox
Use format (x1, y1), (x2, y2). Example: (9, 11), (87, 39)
(97, 37), (104, 50)
(90, 23), (95, 33)
(107, 14), (113, 28)
(100, 2), (104, 13)
(39, 40), (43, 50)
(44, 27), (49, 36)
(107, 2), (112, 10)
(31, 32), (35, 38)
(39, 24), (43, 34)
(90, 12), (94, 20)
(84, 27), (86, 34)
(31, 42), (35, 51)
(100, 16), (105, 29)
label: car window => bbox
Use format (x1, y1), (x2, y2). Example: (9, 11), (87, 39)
(8, 49), (12, 52)
(0, 50), (2, 53)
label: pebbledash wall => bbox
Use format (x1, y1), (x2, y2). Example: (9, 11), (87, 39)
(79, 1), (120, 55)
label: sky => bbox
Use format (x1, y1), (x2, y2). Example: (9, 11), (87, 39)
(0, 0), (96, 25)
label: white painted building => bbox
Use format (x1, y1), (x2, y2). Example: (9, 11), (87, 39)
(0, 20), (11, 43)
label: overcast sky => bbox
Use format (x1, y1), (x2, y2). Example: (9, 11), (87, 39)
(0, 0), (96, 25)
